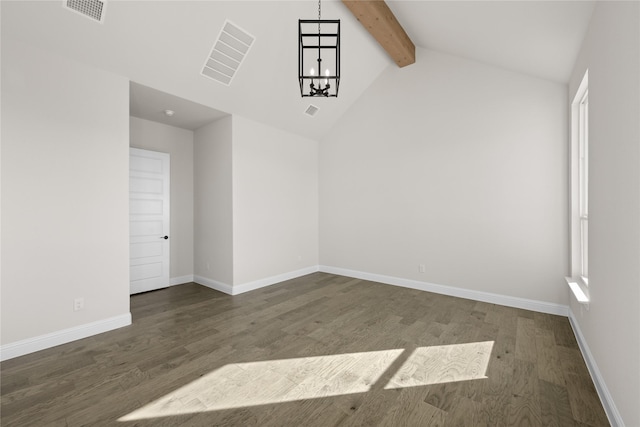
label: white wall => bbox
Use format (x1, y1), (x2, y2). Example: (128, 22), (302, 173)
(194, 117), (234, 286)
(130, 116), (194, 283)
(320, 47), (568, 305)
(1, 38), (130, 345)
(568, 2), (640, 425)
(232, 116), (319, 286)
(194, 115), (319, 291)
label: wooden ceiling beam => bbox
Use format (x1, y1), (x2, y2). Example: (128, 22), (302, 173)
(342, 0), (415, 67)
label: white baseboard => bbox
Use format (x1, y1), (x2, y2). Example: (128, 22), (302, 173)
(232, 266), (320, 295)
(194, 275), (234, 294)
(195, 266), (320, 296)
(319, 265), (569, 316)
(170, 275), (194, 286)
(0, 313), (132, 362)
(0, 268), (569, 363)
(568, 309), (623, 427)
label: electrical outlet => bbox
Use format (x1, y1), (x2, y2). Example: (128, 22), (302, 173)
(74, 297), (84, 312)
(419, 264), (426, 273)
(206, 262), (210, 271)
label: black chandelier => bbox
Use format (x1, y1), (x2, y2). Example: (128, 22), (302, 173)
(298, 0), (340, 97)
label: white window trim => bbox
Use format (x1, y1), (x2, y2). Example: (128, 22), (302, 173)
(568, 70), (590, 305)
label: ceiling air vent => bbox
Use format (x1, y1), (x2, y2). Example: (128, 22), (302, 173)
(304, 104), (319, 117)
(202, 20), (255, 86)
(64, 0), (106, 23)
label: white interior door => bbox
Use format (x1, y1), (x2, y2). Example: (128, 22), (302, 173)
(129, 148), (170, 294)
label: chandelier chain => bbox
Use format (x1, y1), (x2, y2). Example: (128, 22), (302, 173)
(318, 0), (321, 32)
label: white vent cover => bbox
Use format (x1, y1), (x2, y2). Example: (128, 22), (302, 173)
(304, 104), (319, 117)
(64, 0), (106, 23)
(202, 20), (255, 86)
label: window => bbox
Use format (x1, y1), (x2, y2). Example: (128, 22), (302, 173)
(578, 81), (589, 282)
(568, 70), (589, 301)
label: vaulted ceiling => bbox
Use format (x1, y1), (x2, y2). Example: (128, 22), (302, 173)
(1, 1), (595, 140)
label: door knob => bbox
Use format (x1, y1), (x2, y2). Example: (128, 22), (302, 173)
(161, 236), (168, 240)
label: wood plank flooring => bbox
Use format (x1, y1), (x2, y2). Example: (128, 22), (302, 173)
(1, 273), (610, 426)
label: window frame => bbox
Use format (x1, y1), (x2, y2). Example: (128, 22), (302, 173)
(578, 87), (589, 282)
(567, 69), (590, 303)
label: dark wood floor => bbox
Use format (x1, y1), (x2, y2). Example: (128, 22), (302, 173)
(1, 273), (609, 426)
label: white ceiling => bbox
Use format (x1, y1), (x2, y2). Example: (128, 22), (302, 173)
(130, 82), (228, 131)
(387, 1), (596, 83)
(1, 1), (595, 139)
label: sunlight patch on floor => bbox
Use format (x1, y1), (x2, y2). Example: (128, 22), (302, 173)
(385, 341), (493, 389)
(119, 349), (403, 421)
(119, 341), (494, 422)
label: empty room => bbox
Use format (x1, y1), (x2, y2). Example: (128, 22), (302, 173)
(1, 0), (638, 426)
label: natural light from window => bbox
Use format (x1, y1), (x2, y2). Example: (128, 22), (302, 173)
(119, 341), (493, 422)
(385, 341), (493, 389)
